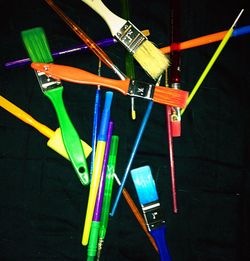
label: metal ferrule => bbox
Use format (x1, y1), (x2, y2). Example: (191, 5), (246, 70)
(128, 80), (154, 100)
(170, 82), (181, 121)
(142, 200), (166, 231)
(116, 21), (147, 54)
(35, 71), (61, 92)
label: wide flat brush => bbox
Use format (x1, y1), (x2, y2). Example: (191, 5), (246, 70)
(80, 0), (169, 80)
(31, 62), (188, 108)
(0, 95), (92, 160)
(21, 27), (90, 186)
(131, 165), (172, 261)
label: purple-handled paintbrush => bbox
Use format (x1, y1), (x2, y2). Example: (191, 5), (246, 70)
(4, 38), (117, 69)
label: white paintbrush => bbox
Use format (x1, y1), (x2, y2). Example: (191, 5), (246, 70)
(80, 0), (169, 80)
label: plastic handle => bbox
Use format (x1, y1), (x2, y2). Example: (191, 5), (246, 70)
(81, 0), (126, 35)
(98, 92), (113, 141)
(150, 227), (172, 261)
(233, 25), (250, 37)
(87, 221), (100, 258)
(31, 63), (130, 94)
(44, 86), (89, 185)
(0, 95), (53, 139)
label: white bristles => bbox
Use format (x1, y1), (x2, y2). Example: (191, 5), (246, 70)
(133, 40), (169, 80)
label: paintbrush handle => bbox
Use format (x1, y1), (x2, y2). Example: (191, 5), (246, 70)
(81, 0), (126, 36)
(31, 62), (129, 94)
(31, 62), (188, 108)
(161, 25), (250, 54)
(150, 227), (172, 261)
(0, 96), (92, 160)
(0, 95), (54, 138)
(44, 86), (90, 186)
(121, 187), (158, 252)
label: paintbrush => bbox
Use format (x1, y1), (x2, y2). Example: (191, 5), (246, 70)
(31, 62), (188, 108)
(161, 24), (250, 54)
(44, 0), (126, 81)
(168, 0), (182, 138)
(0, 95), (92, 160)
(164, 0), (181, 214)
(5, 25), (250, 69)
(21, 27), (90, 186)
(113, 173), (158, 253)
(181, 9), (244, 115)
(80, 0), (169, 80)
(89, 60), (102, 180)
(110, 74), (162, 217)
(82, 91), (113, 246)
(131, 165), (172, 261)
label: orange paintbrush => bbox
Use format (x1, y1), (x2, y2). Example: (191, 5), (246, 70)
(31, 62), (188, 108)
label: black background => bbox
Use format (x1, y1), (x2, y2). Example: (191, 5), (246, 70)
(1, 0), (250, 260)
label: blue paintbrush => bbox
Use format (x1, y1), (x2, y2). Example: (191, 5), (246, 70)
(131, 165), (172, 261)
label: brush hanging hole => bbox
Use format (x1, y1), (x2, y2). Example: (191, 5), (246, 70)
(78, 166), (85, 173)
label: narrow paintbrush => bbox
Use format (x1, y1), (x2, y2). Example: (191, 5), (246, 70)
(31, 62), (188, 108)
(165, 0), (181, 214)
(90, 60), (102, 179)
(181, 9), (244, 115)
(110, 101), (153, 217)
(110, 74), (162, 216)
(113, 173), (158, 253)
(131, 165), (172, 261)
(21, 27), (90, 186)
(80, 0), (169, 80)
(160, 24), (250, 54)
(0, 95), (92, 159)
(44, 0), (126, 81)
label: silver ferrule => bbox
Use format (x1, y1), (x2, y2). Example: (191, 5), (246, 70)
(111, 64), (127, 80)
(142, 200), (166, 231)
(170, 82), (181, 120)
(35, 71), (61, 92)
(128, 80), (154, 100)
(116, 21), (147, 54)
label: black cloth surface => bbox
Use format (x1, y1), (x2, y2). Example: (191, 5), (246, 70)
(1, 0), (250, 260)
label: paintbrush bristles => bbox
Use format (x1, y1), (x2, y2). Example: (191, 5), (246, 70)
(153, 86), (188, 108)
(133, 40), (169, 80)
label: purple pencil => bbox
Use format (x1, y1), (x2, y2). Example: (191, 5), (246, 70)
(87, 121), (113, 259)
